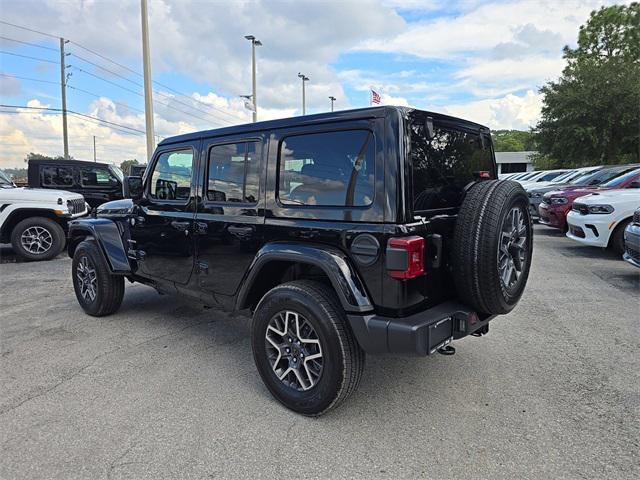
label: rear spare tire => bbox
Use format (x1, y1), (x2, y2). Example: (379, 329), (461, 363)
(452, 180), (533, 315)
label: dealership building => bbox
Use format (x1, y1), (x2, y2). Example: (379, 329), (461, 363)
(495, 151), (536, 174)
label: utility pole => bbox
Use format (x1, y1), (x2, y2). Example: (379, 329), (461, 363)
(59, 38), (69, 159)
(298, 73), (309, 115)
(329, 96), (336, 112)
(93, 136), (96, 162)
(244, 35), (262, 123)
(140, 0), (155, 161)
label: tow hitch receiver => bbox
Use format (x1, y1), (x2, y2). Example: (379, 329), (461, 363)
(438, 345), (456, 355)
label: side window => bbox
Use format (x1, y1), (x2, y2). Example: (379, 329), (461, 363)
(149, 149), (194, 201)
(80, 166), (118, 187)
(42, 166), (74, 187)
(207, 141), (260, 203)
(278, 130), (375, 207)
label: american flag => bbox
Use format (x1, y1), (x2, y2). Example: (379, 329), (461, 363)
(371, 90), (381, 104)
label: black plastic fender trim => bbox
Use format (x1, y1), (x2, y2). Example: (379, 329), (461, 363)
(235, 241), (374, 313)
(68, 218), (131, 273)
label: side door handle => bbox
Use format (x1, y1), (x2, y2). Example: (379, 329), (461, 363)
(170, 220), (191, 232)
(228, 225), (254, 237)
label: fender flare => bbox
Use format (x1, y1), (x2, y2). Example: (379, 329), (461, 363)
(236, 242), (373, 313)
(67, 218), (131, 273)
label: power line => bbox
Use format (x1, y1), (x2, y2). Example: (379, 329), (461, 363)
(69, 65), (227, 126)
(0, 35), (58, 51)
(67, 55), (236, 125)
(0, 104), (146, 135)
(68, 40), (245, 122)
(68, 65), (142, 96)
(3, 20), (246, 124)
(0, 72), (58, 85)
(67, 84), (146, 114)
(0, 20), (60, 40)
(0, 50), (58, 64)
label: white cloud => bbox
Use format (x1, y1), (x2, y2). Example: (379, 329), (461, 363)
(431, 90), (544, 130)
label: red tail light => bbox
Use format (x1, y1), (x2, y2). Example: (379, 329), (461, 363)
(387, 236), (425, 279)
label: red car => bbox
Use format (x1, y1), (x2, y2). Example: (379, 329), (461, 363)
(539, 165), (640, 231)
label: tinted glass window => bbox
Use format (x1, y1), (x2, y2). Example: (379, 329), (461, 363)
(601, 168), (640, 188)
(573, 166), (637, 186)
(80, 166), (119, 187)
(537, 171), (566, 182)
(278, 130), (375, 207)
(207, 141), (260, 203)
(42, 166), (74, 186)
(410, 120), (493, 212)
(149, 149), (193, 201)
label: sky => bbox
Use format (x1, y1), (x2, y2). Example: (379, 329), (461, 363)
(0, 0), (624, 168)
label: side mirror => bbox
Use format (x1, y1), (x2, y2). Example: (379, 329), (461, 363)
(628, 180), (640, 189)
(124, 176), (143, 200)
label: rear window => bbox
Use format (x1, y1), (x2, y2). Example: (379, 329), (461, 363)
(80, 166), (119, 187)
(278, 130), (375, 207)
(410, 117), (494, 212)
(42, 166), (74, 187)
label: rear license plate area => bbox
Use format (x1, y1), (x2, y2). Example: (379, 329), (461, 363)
(428, 317), (453, 354)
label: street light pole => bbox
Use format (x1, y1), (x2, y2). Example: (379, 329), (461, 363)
(329, 96), (336, 112)
(140, 0), (155, 161)
(244, 35), (262, 123)
(298, 73), (309, 115)
(59, 37), (69, 159)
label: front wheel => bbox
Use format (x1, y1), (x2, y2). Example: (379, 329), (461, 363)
(72, 240), (125, 316)
(251, 280), (365, 416)
(609, 219), (631, 255)
(10, 217), (65, 261)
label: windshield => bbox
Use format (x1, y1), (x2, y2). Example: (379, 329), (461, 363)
(519, 171), (539, 181)
(549, 170), (575, 183)
(601, 168), (640, 188)
(572, 165), (637, 186)
(109, 165), (124, 182)
(536, 171), (567, 182)
(0, 169), (15, 187)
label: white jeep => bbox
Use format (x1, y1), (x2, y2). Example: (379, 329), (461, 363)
(0, 169), (88, 261)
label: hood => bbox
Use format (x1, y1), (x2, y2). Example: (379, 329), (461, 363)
(0, 187), (84, 203)
(546, 185), (599, 198)
(528, 182), (573, 194)
(574, 189), (640, 206)
(96, 198), (134, 215)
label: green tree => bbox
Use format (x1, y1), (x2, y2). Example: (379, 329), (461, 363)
(24, 152), (71, 163)
(534, 3), (640, 167)
(120, 159), (139, 175)
(492, 130), (536, 151)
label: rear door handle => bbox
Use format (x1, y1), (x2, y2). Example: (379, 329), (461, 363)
(228, 225), (254, 236)
(170, 220), (190, 232)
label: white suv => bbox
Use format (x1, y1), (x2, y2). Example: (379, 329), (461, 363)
(0, 169), (87, 260)
(566, 188), (640, 254)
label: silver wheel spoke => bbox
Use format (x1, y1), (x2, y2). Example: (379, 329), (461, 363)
(497, 206), (528, 290)
(265, 309), (324, 392)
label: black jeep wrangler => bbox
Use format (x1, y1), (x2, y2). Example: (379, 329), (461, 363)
(68, 106), (533, 415)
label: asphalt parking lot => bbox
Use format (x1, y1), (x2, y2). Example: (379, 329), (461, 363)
(1, 225), (638, 479)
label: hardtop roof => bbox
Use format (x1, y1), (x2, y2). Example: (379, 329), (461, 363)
(28, 158), (115, 168)
(158, 106), (490, 147)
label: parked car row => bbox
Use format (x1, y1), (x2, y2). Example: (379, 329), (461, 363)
(503, 164), (640, 268)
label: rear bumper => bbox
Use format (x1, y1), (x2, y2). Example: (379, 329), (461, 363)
(347, 301), (496, 356)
